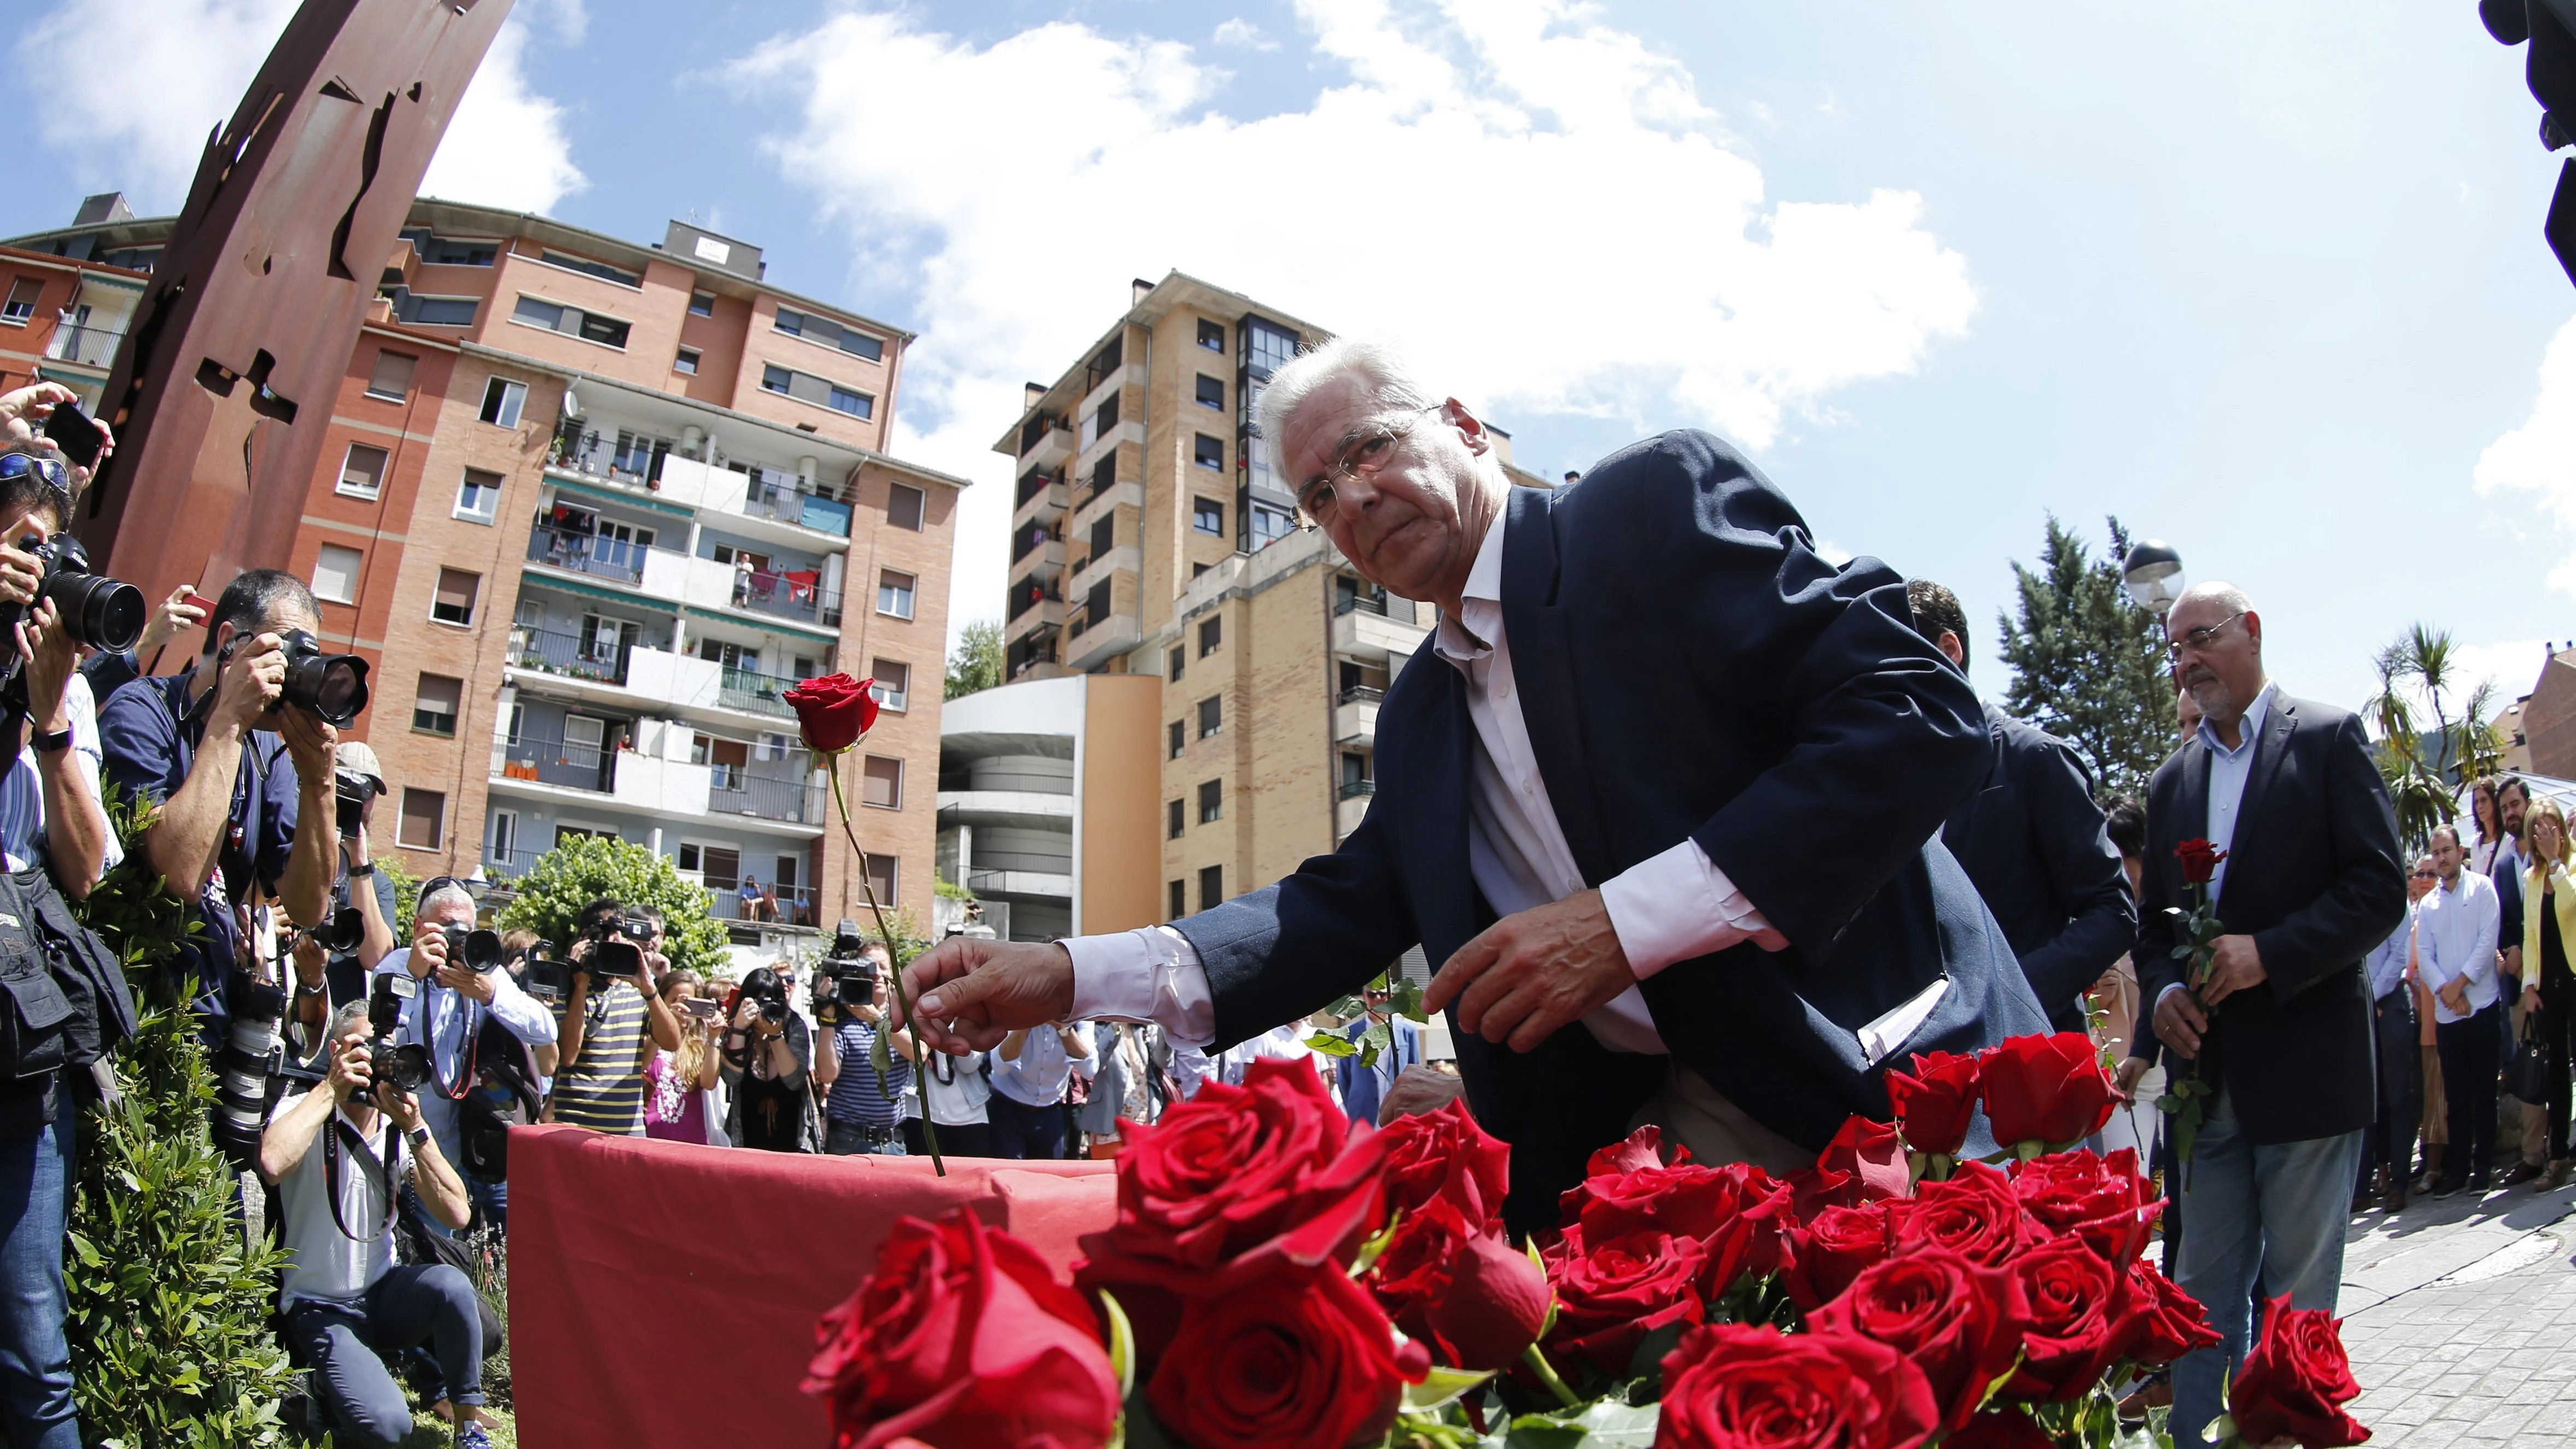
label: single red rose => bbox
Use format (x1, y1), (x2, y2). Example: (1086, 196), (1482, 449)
(2176, 837), (2228, 887)
(1783, 1200), (1895, 1310)
(1785, 1163), (1860, 1218)
(1146, 1260), (1429, 1449)
(784, 672), (880, 754)
(2122, 1258), (2223, 1366)
(1887, 1161), (2041, 1268)
(1377, 1096), (1511, 1225)
(1885, 1049), (1983, 1157)
(2002, 1233), (2138, 1401)
(1816, 1115), (1911, 1202)
(1980, 1033), (2118, 1148)
(1542, 1227), (1711, 1378)
(1560, 1159), (1796, 1302)
(1588, 1124), (1684, 1175)
(2230, 1294), (2370, 1449)
(1810, 1248), (2029, 1433)
(1365, 1195), (1550, 1371)
(803, 1210), (1119, 1449)
(2010, 1147), (2163, 1266)
(1655, 1323), (1940, 1449)
(1942, 1408), (2058, 1448)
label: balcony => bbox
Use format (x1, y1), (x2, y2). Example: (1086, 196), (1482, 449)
(506, 625), (631, 685)
(1067, 612), (1140, 672)
(1330, 599), (1429, 666)
(730, 570), (842, 629)
(741, 478), (855, 538)
(1019, 416), (1073, 470)
(1334, 783), (1373, 841)
(1011, 525), (1065, 571)
(493, 730), (615, 794)
(526, 522), (675, 587)
(712, 883), (821, 929)
(551, 427), (670, 491)
(1333, 686), (1381, 747)
(479, 846), (547, 884)
(714, 664), (802, 720)
(1068, 544), (1139, 600)
(707, 767), (825, 825)
(1015, 469), (1068, 526)
(966, 868), (1075, 900)
(937, 789), (1074, 831)
(43, 319), (121, 368)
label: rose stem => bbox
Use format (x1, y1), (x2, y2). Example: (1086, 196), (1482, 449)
(1519, 1343), (1581, 1409)
(830, 763), (944, 1176)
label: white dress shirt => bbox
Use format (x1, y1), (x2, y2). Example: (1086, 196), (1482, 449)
(2417, 868), (2502, 1024)
(1064, 510), (1787, 1057)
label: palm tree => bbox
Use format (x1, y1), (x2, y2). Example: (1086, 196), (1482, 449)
(2369, 623), (2508, 848)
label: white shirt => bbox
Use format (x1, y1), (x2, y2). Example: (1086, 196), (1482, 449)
(2417, 868), (2502, 1023)
(270, 1093), (403, 1308)
(1065, 510), (1786, 1056)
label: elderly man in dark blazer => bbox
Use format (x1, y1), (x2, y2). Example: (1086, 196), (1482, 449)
(2137, 581), (2406, 1446)
(897, 339), (2049, 1233)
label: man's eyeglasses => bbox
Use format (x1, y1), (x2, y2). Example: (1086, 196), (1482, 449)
(1293, 405), (1441, 528)
(2165, 612), (2248, 663)
(2410, 868), (2438, 879)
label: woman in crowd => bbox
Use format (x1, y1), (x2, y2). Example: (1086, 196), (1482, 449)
(2472, 777), (2520, 879)
(2519, 797), (2576, 1190)
(913, 1047), (992, 1158)
(645, 970), (722, 1145)
(720, 967), (814, 1151)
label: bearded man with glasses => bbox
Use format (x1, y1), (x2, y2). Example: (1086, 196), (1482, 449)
(896, 337), (2053, 1233)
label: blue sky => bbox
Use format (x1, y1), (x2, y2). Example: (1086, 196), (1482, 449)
(10, 1), (2574, 718)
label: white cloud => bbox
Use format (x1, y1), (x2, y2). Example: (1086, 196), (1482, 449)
(733, 0), (1977, 634)
(1213, 18), (1277, 50)
(2476, 313), (2576, 599)
(418, 18), (587, 214)
(2445, 638), (2552, 706)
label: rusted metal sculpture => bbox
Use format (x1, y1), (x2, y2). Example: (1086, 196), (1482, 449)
(82, 0), (514, 604)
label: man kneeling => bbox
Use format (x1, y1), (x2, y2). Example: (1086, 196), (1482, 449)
(260, 1000), (490, 1448)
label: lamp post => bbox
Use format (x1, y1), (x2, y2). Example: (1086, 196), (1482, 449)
(2120, 540), (2184, 616)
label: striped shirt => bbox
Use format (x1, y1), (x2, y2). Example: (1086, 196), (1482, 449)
(553, 981), (649, 1134)
(826, 1019), (910, 1130)
(0, 674), (117, 876)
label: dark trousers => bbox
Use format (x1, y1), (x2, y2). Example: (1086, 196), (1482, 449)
(2540, 967), (2576, 1162)
(901, 1119), (991, 1157)
(2437, 1001), (2502, 1183)
(984, 1093), (1065, 1160)
(284, 1264), (483, 1449)
(2364, 987), (2419, 1185)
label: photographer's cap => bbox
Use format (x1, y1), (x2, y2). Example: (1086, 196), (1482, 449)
(335, 741), (386, 793)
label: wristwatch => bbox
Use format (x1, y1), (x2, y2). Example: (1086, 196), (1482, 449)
(347, 861), (376, 878)
(29, 726), (72, 755)
(407, 1126), (432, 1151)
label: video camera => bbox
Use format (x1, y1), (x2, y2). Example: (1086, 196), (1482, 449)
(218, 626), (370, 728)
(0, 533), (143, 691)
(520, 940), (570, 1005)
(349, 970), (429, 1108)
(807, 919), (881, 1024)
(580, 912), (656, 985)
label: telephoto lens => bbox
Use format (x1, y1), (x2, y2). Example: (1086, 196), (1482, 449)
(441, 924), (506, 975)
(349, 971), (417, 1108)
(305, 907), (364, 956)
(0, 534), (144, 688)
(213, 971), (288, 1167)
(274, 629), (370, 726)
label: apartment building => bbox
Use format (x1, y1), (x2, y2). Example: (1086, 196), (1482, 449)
(4, 196), (965, 947)
(988, 272), (1543, 932)
(0, 194), (155, 410)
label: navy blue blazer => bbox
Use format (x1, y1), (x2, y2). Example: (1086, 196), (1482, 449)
(1173, 431), (2050, 1231)
(1942, 705), (2137, 1033)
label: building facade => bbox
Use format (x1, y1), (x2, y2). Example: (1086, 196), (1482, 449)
(0, 194), (155, 412)
(5, 196), (964, 948)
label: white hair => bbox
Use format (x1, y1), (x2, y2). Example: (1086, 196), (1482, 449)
(1254, 337), (1439, 475)
(418, 883), (476, 920)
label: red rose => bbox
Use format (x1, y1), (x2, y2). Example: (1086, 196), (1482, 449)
(1655, 1323), (1940, 1449)
(1885, 1050), (1983, 1157)
(1541, 1227), (1711, 1378)
(1810, 1248), (2027, 1433)
(1980, 1033), (2118, 1149)
(2229, 1295), (2370, 1449)
(784, 672), (880, 754)
(2010, 1148), (2163, 1266)
(803, 1211), (1119, 1449)
(2122, 1258), (2222, 1366)
(1561, 1160), (1796, 1302)
(1943, 1409), (2058, 1448)
(1782, 1200), (1895, 1310)
(1785, 1163), (1860, 1218)
(1887, 1162), (2039, 1267)
(1588, 1124), (1681, 1174)
(1377, 1096), (1511, 1225)
(1365, 1196), (1549, 1371)
(1146, 1261), (1430, 1449)
(2176, 837), (2228, 887)
(1816, 1115), (1910, 1203)
(2002, 1234), (2137, 1401)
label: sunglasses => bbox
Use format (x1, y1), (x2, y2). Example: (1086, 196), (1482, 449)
(0, 453), (73, 509)
(416, 875), (469, 907)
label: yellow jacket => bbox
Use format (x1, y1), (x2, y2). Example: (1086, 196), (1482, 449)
(2523, 860), (2576, 981)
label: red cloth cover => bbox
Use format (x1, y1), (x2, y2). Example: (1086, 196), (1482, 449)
(509, 1125), (1117, 1448)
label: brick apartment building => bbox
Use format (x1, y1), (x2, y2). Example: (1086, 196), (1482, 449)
(3, 195), (966, 950)
(983, 272), (1545, 940)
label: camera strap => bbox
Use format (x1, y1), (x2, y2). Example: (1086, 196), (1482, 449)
(323, 1111), (401, 1244)
(409, 985), (480, 1103)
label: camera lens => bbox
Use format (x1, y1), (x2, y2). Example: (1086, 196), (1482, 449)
(43, 571), (144, 653)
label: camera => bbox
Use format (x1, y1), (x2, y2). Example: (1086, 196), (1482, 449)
(275, 629), (369, 726)
(295, 906), (365, 957)
(349, 970), (429, 1108)
(334, 770), (378, 835)
(808, 920), (881, 1023)
(580, 913), (655, 984)
(0, 534), (144, 689)
(441, 923), (505, 976)
(212, 970), (288, 1167)
(520, 940), (569, 1004)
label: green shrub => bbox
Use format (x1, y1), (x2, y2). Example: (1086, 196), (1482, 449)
(376, 853), (419, 939)
(491, 833), (730, 975)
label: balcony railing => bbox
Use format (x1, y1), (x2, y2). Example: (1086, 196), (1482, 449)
(1019, 413), (1065, 456)
(480, 846), (547, 883)
(552, 426), (669, 488)
(708, 770), (825, 825)
(507, 625), (633, 685)
(1339, 779), (1377, 800)
(43, 319), (121, 368)
(1017, 468), (1064, 508)
(731, 570), (841, 627)
(712, 883), (821, 928)
(741, 479), (854, 538)
(716, 664), (800, 720)
(1334, 592), (1391, 618)
(527, 522), (671, 585)
(1336, 684), (1385, 705)
(495, 731), (616, 793)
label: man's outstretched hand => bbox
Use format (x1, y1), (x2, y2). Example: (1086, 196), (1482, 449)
(896, 938), (1079, 1054)
(1426, 889), (1636, 1052)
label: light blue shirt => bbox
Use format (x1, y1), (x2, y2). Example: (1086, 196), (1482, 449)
(990, 1023), (1074, 1108)
(370, 948), (558, 1168)
(2363, 905), (2415, 1002)
(2200, 680), (2278, 906)
(2417, 868), (2502, 1024)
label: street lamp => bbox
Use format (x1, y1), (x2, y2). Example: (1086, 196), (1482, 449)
(2121, 540), (2184, 616)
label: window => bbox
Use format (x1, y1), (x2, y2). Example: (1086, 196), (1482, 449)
(878, 571), (915, 619)
(764, 363), (872, 417)
(1198, 864), (1223, 911)
(1083, 580), (1110, 632)
(512, 293), (631, 350)
(432, 568), (480, 626)
(773, 307), (885, 362)
(540, 249), (642, 288)
(761, 364), (791, 394)
(1168, 646), (1184, 683)
(401, 230), (498, 266)
(398, 788), (446, 851)
(1193, 434), (1224, 470)
(1170, 880), (1187, 920)
(1087, 514), (1114, 560)
(1198, 696), (1222, 740)
(827, 386), (872, 418)
(403, 295), (478, 327)
(336, 443), (388, 500)
(870, 660), (910, 712)
(862, 755), (904, 810)
(887, 483), (925, 531)
(1193, 497), (1226, 536)
(1198, 779), (1222, 824)
(487, 810), (517, 863)
(1245, 318), (1298, 375)
(312, 544), (362, 603)
(689, 290), (716, 317)
(1197, 318), (1226, 352)
(365, 350), (417, 400)
(1082, 393), (1121, 449)
(864, 852), (899, 906)
(1169, 720), (1185, 759)
(454, 467), (503, 523)
(1249, 503), (1295, 553)
(1168, 799), (1185, 840)
(1, 279), (40, 324)
(1199, 618), (1221, 656)
(673, 347), (700, 376)
(1196, 374), (1225, 410)
(1091, 454), (1116, 493)
(479, 377), (526, 429)
(413, 673), (461, 736)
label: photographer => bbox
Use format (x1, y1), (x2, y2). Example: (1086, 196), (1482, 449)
(367, 880), (557, 1234)
(550, 899), (678, 1135)
(720, 965), (814, 1151)
(812, 944), (911, 1156)
(258, 1001), (491, 1449)
(322, 742), (398, 1005)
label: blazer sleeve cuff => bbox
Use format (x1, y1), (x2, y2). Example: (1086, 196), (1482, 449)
(1601, 838), (1788, 980)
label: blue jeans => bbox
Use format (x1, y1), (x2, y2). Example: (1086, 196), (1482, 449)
(0, 1117), (77, 1449)
(824, 1120), (907, 1156)
(2170, 1087), (2364, 1447)
(285, 1264), (483, 1448)
(984, 1093), (1066, 1160)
